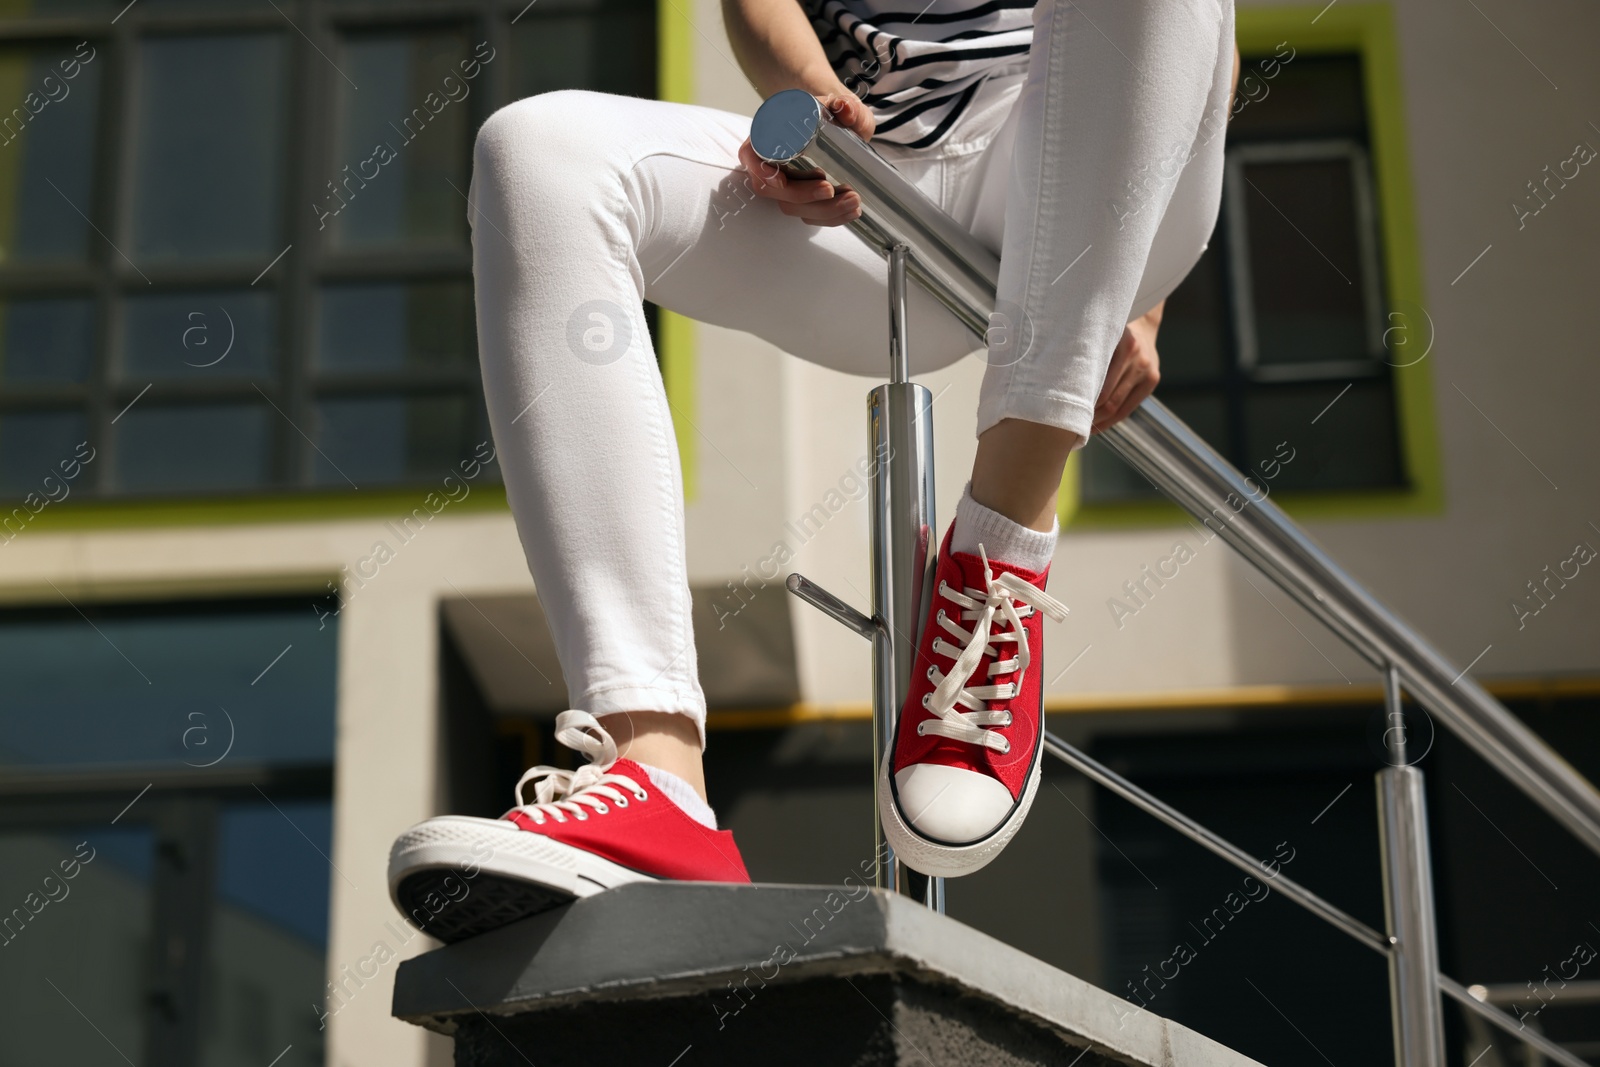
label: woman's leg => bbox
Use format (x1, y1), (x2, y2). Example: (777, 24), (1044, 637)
(469, 90), (975, 793)
(879, 0), (1235, 875)
(969, 0), (1236, 527)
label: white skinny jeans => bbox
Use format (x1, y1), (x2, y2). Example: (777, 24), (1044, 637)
(469, 0), (1235, 743)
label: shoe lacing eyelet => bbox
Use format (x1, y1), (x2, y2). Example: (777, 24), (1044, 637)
(921, 693), (931, 709)
(574, 812), (588, 821)
(614, 796), (629, 808)
(634, 790), (648, 802)
(999, 739), (1012, 754)
(593, 803), (609, 815)
(916, 721), (928, 736)
(926, 665), (937, 681)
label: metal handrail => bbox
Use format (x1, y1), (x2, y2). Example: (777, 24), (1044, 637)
(1041, 732), (1389, 953)
(749, 91), (1600, 859)
(751, 89), (1600, 1067)
(1104, 406), (1600, 857)
(1044, 730), (1590, 1067)
(1440, 976), (1590, 1067)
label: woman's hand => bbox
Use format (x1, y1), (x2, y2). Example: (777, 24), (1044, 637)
(1093, 305), (1164, 434)
(737, 87), (873, 227)
(815, 87), (875, 141)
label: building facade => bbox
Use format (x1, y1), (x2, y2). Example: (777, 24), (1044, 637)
(0, 1), (1596, 1065)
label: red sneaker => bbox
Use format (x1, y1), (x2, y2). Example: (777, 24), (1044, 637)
(880, 524), (1070, 877)
(388, 711), (749, 942)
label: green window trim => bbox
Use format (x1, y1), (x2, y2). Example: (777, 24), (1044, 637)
(4, 485), (512, 534)
(21, 5), (1431, 534)
(658, 0), (699, 503)
(1062, 2), (1443, 530)
(9, 3), (681, 534)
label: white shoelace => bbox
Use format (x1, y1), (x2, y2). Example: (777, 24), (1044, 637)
(919, 545), (1070, 754)
(510, 710), (647, 825)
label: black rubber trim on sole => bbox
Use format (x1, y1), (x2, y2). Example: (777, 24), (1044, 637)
(395, 869), (575, 944)
(886, 698), (1044, 850)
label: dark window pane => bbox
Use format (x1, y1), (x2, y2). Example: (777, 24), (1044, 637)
(1155, 239), (1228, 385)
(1079, 435), (1150, 503)
(0, 42), (101, 262)
(120, 290), (275, 382)
(200, 800), (330, 1067)
(1229, 53), (1367, 142)
(330, 29), (475, 248)
(1241, 381), (1402, 492)
(1075, 50), (1401, 509)
(0, 297), (94, 384)
(0, 825), (154, 1063)
(214, 801), (332, 948)
(0, 409), (87, 496)
(1240, 156), (1372, 367)
(0, 593), (337, 1065)
(471, 393), (500, 483)
(0, 601), (337, 768)
(511, 18), (597, 96)
(0, 0), (109, 14)
(140, 0), (276, 8)
(114, 402), (271, 492)
(1081, 392), (1230, 503)
(316, 281), (474, 373)
(512, 2), (655, 98)
(1166, 391), (1233, 457)
(133, 34), (286, 262)
(312, 393), (469, 486)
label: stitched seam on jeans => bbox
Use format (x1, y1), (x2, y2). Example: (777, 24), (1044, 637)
(595, 169), (694, 703)
(601, 167), (691, 700)
(1116, 10), (1229, 325)
(581, 683), (705, 699)
(933, 71), (1026, 157)
(1005, 393), (1096, 417)
(982, 387), (1097, 417)
(602, 148), (700, 699)
(623, 146), (733, 263)
(627, 145), (742, 173)
(975, 387), (1097, 440)
(1001, 0), (1070, 422)
(1130, 258), (1203, 323)
(625, 145), (771, 286)
(645, 337), (695, 696)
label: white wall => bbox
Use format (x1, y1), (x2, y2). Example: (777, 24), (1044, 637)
(1215, 0), (1600, 686)
(4, 1), (1597, 1064)
(693, 0), (1600, 705)
(0, 512), (530, 1067)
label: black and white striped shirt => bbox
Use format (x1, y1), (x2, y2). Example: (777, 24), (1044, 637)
(805, 0), (1035, 149)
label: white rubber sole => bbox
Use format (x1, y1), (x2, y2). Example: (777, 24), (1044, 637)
(388, 815), (656, 942)
(877, 736), (1043, 879)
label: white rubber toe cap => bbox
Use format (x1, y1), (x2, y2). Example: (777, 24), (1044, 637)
(894, 764), (1014, 844)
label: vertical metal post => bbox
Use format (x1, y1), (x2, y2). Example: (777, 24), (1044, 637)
(868, 245), (943, 910)
(888, 244), (911, 386)
(1377, 665), (1445, 1067)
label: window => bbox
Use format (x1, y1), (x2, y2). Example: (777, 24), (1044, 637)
(1082, 52), (1407, 503)
(0, 596), (338, 1067)
(0, 0), (655, 500)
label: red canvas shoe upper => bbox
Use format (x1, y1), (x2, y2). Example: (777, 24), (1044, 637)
(503, 722), (749, 884)
(891, 524), (1070, 805)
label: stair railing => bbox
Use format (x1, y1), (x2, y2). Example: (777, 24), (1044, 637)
(751, 90), (1600, 1067)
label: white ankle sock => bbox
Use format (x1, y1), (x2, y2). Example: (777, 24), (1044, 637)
(951, 481), (1058, 573)
(638, 763), (717, 829)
